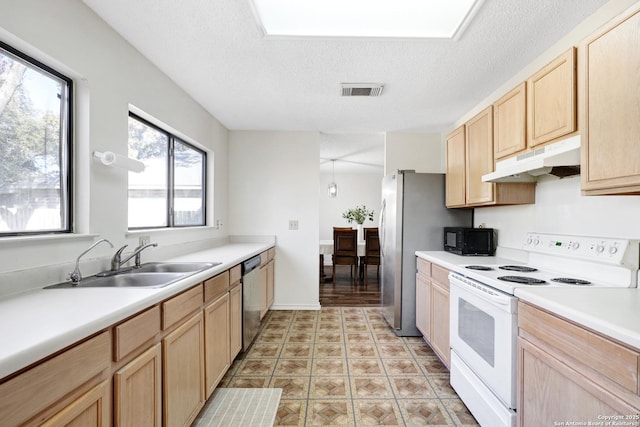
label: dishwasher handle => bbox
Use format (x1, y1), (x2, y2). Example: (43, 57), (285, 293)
(242, 255), (262, 275)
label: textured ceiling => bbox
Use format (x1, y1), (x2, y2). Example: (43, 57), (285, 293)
(82, 0), (608, 135)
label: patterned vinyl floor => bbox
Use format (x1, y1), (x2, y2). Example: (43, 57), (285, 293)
(219, 307), (480, 426)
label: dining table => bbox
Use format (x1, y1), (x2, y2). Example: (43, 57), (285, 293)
(319, 239), (366, 282)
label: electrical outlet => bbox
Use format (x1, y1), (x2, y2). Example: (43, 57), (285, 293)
(139, 236), (151, 246)
(289, 220), (299, 231)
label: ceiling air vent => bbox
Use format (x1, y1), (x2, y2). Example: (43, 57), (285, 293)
(341, 83), (384, 97)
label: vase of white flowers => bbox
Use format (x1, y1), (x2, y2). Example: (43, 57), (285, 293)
(342, 205), (374, 242)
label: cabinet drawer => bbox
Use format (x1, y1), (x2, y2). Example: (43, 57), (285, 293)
(163, 285), (203, 330)
(229, 264), (241, 285)
(519, 302), (640, 394)
(417, 258), (431, 277)
(0, 331), (111, 427)
(114, 306), (161, 362)
(267, 247), (275, 262)
(204, 271), (230, 303)
(431, 264), (450, 288)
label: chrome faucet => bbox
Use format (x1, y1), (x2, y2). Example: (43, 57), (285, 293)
(110, 243), (158, 271)
(68, 238), (114, 284)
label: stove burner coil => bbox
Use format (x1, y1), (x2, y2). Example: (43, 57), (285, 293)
(465, 265), (494, 271)
(498, 275), (547, 285)
(551, 277), (591, 285)
(499, 265), (538, 272)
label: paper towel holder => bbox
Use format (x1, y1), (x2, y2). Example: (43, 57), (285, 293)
(93, 151), (145, 173)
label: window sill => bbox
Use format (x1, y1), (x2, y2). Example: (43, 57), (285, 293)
(0, 233), (98, 248)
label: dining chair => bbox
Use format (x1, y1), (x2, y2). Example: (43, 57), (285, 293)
(360, 227), (380, 284)
(332, 227), (358, 285)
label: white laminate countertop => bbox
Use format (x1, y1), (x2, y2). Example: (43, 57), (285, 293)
(415, 250), (640, 352)
(0, 242), (273, 380)
(514, 287), (640, 350)
(414, 250), (520, 273)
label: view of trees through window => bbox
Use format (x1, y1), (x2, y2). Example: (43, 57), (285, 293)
(0, 43), (71, 235)
(128, 114), (205, 228)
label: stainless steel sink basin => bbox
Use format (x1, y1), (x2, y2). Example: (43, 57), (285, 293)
(45, 262), (220, 289)
(132, 262), (220, 273)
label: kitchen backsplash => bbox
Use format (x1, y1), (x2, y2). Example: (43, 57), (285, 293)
(475, 174), (640, 250)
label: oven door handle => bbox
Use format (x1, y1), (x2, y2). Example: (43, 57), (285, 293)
(450, 275), (511, 306)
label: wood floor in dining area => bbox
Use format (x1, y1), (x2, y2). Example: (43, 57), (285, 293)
(320, 265), (381, 307)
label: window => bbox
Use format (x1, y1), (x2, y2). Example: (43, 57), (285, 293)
(0, 41), (72, 236)
(127, 114), (206, 229)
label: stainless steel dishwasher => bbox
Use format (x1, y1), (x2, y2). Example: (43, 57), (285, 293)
(242, 255), (262, 351)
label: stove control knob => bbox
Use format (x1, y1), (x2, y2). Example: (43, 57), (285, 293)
(596, 245), (605, 253)
(534, 239), (540, 246)
(526, 237), (532, 245)
(609, 246), (618, 255)
(571, 242), (580, 250)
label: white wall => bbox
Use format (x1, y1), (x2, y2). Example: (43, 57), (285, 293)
(475, 176), (640, 249)
(228, 131), (320, 310)
(319, 172), (383, 241)
(385, 132), (444, 175)
(0, 0), (229, 290)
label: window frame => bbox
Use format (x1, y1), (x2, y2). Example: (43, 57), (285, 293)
(0, 40), (73, 237)
(127, 112), (207, 230)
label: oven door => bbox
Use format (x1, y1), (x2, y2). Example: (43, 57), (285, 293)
(449, 272), (518, 408)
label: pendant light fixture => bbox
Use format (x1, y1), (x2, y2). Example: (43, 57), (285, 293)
(328, 159), (338, 198)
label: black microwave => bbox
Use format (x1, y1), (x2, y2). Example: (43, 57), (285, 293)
(444, 227), (496, 256)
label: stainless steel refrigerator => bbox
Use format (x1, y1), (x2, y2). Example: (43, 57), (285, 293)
(380, 171), (472, 336)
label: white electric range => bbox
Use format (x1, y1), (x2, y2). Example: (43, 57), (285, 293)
(448, 233), (639, 427)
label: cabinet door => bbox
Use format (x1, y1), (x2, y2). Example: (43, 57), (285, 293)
(465, 106), (495, 205)
(204, 292), (230, 398)
(163, 312), (205, 427)
(415, 273), (431, 341)
(430, 281), (450, 368)
(580, 5), (640, 194)
(266, 260), (275, 308)
(493, 83), (527, 160)
(229, 282), (243, 360)
(114, 344), (162, 427)
(445, 126), (466, 207)
(518, 338), (636, 427)
(528, 47), (576, 147)
(41, 380), (111, 427)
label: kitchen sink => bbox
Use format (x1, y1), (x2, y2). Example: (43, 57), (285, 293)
(45, 262), (220, 289)
(131, 262), (219, 273)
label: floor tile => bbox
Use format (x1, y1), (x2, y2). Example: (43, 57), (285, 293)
(351, 377), (394, 398)
(354, 399), (402, 426)
(270, 377), (311, 399)
(310, 377), (351, 398)
(275, 399), (306, 427)
(307, 400), (354, 426)
(397, 399), (453, 426)
(218, 307), (477, 427)
(312, 359), (349, 376)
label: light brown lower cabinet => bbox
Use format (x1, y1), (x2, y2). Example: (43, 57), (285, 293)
(518, 302), (640, 426)
(163, 312), (206, 427)
(266, 259), (275, 309)
(41, 380), (111, 427)
(415, 257), (451, 368)
(204, 292), (230, 398)
(113, 343), (162, 427)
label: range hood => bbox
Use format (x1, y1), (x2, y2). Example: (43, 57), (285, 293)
(482, 135), (581, 183)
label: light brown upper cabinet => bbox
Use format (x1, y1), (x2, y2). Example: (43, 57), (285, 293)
(445, 110), (535, 208)
(527, 47), (577, 147)
(445, 126), (467, 207)
(493, 82), (527, 160)
(466, 106), (496, 205)
(580, 3), (640, 195)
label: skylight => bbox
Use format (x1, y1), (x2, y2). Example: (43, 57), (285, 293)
(250, 0), (484, 39)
